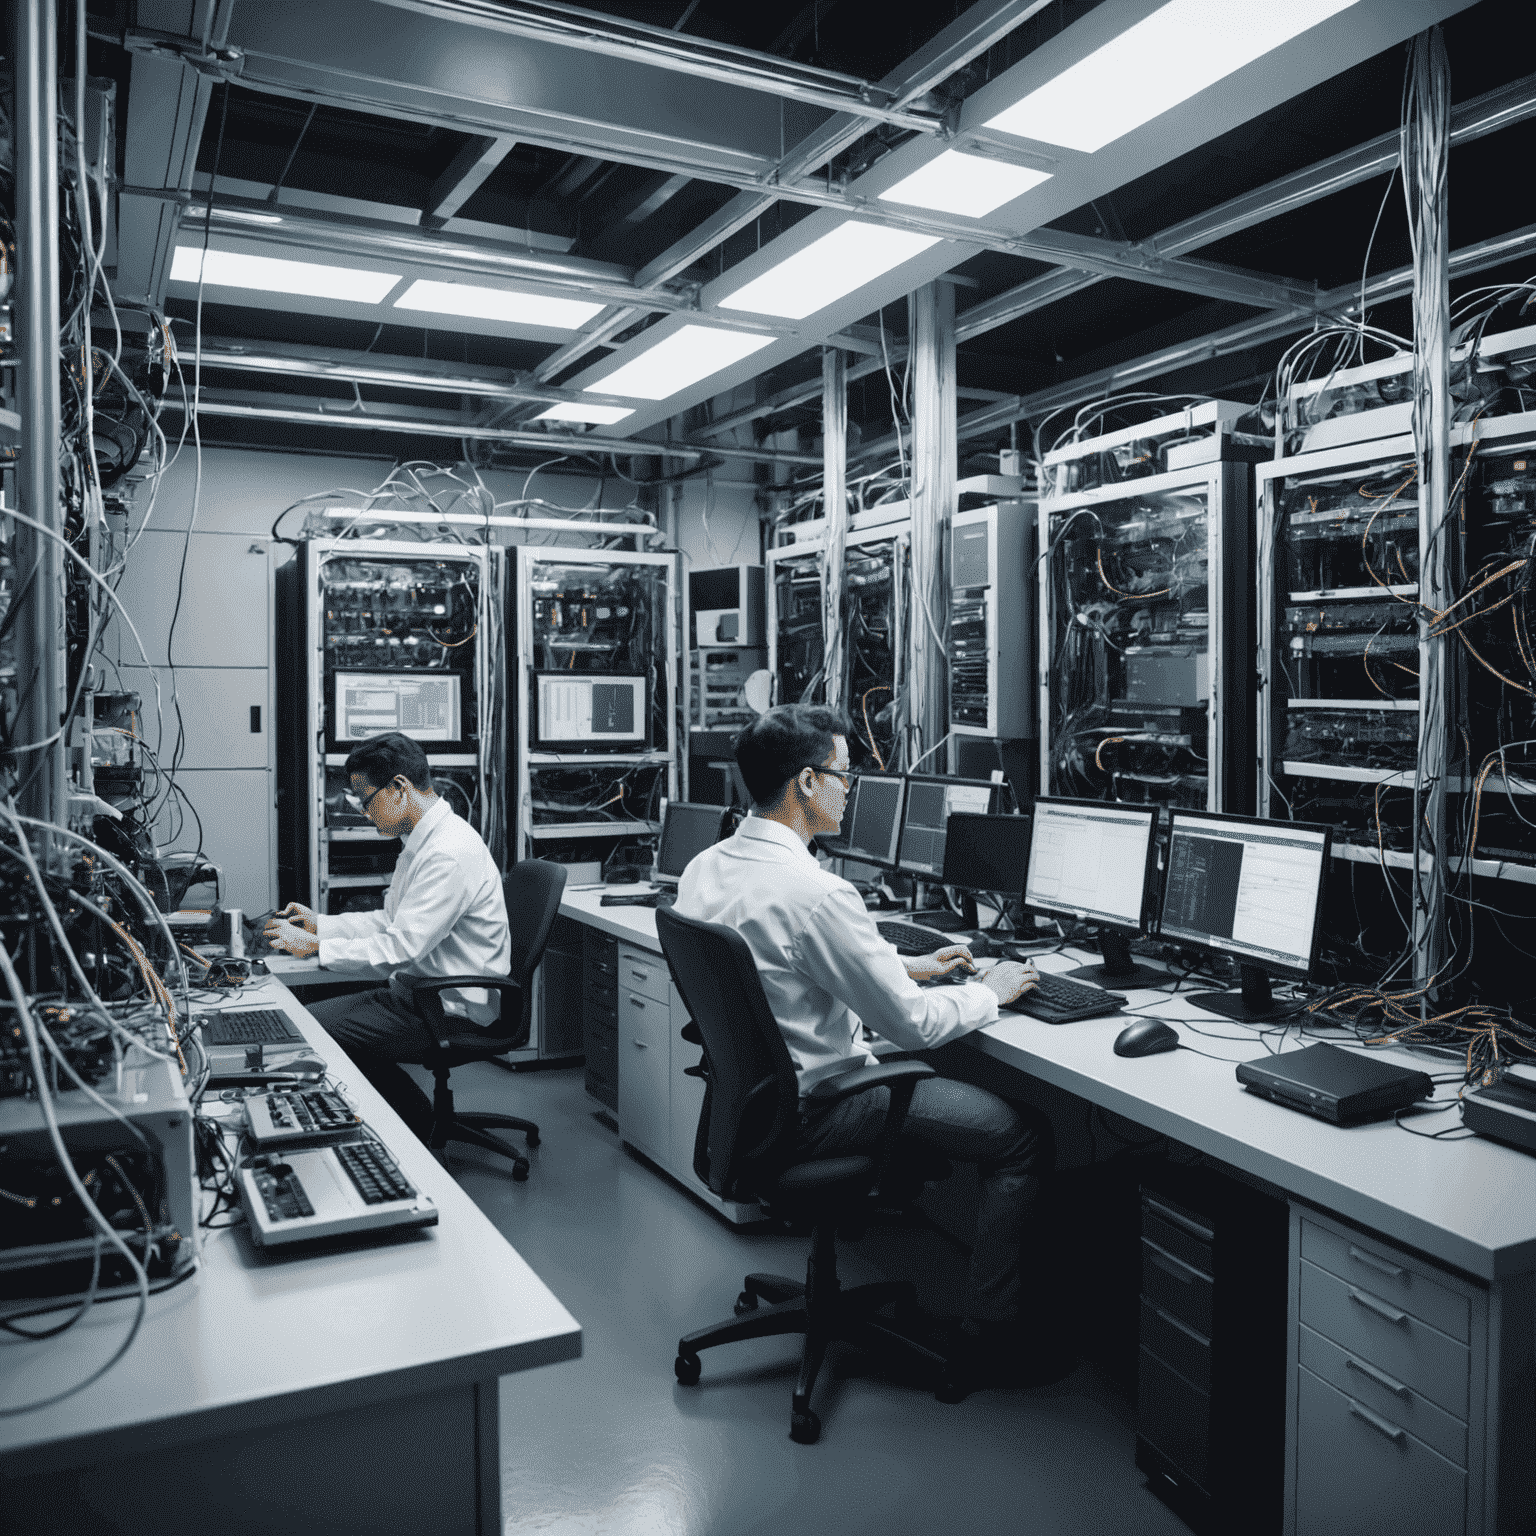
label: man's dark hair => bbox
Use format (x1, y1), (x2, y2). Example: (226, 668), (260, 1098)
(344, 732), (434, 792)
(734, 704), (852, 808)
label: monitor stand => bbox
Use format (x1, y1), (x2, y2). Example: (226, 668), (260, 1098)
(1189, 964), (1291, 1024)
(1067, 928), (1166, 988)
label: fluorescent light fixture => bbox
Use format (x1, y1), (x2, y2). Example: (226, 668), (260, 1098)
(585, 325), (775, 401)
(393, 277), (603, 331)
(879, 150), (1052, 219)
(717, 221), (942, 320)
(984, 0), (1362, 154)
(169, 246), (401, 302)
(536, 401), (636, 425)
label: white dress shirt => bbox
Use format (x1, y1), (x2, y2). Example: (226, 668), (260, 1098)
(674, 814), (998, 1098)
(315, 797), (510, 1024)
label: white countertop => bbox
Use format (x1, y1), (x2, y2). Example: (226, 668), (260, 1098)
(0, 974), (581, 1471)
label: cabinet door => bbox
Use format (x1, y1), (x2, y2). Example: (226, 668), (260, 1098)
(670, 983), (708, 1193)
(618, 988), (669, 1162)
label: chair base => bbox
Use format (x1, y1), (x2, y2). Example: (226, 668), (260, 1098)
(673, 1236), (954, 1443)
(429, 1071), (540, 1180)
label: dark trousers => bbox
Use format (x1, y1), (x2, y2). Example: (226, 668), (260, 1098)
(795, 1071), (1053, 1325)
(307, 987), (438, 1143)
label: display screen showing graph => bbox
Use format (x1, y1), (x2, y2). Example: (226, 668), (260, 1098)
(1160, 814), (1328, 972)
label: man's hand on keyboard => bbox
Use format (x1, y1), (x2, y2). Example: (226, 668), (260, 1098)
(904, 944), (977, 982)
(266, 919), (318, 959)
(978, 959), (1039, 1006)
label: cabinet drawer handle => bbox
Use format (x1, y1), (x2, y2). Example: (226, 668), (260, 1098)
(632, 1039), (648, 1049)
(1146, 1247), (1195, 1285)
(1349, 1288), (1409, 1327)
(1348, 1245), (1406, 1280)
(628, 995), (646, 1008)
(1345, 1354), (1412, 1399)
(1144, 1197), (1215, 1245)
(1347, 1398), (1408, 1445)
(630, 969), (650, 982)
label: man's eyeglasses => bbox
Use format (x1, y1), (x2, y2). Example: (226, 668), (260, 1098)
(347, 780), (396, 815)
(801, 765), (852, 788)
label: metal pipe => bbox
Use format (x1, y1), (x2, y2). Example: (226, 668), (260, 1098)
(11, 0), (67, 838)
(821, 347), (848, 710)
(369, 0), (948, 132)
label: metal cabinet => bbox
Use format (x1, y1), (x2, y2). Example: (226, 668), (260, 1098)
(617, 944), (671, 1164)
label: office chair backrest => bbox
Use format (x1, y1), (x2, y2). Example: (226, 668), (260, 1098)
(655, 907), (800, 1203)
(498, 858), (567, 1034)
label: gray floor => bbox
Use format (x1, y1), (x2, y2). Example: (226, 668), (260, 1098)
(427, 1060), (1192, 1536)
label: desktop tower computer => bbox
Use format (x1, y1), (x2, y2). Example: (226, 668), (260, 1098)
(1136, 1163), (1288, 1535)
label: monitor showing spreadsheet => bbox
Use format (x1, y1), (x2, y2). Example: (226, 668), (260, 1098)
(1023, 798), (1156, 933)
(533, 674), (647, 748)
(333, 671), (463, 745)
(895, 775), (997, 878)
(1159, 811), (1329, 980)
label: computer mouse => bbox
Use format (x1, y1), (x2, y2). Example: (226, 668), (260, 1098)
(250, 959), (269, 976)
(1113, 1019), (1180, 1057)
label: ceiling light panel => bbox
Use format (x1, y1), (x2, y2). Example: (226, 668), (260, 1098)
(717, 221), (943, 321)
(984, 0), (1362, 154)
(536, 402), (636, 425)
(393, 278), (604, 331)
(878, 150), (1053, 219)
(169, 246), (401, 302)
(585, 325), (775, 401)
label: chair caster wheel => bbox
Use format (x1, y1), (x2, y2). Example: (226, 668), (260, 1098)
(733, 1290), (758, 1316)
(512, 1161), (530, 1182)
(524, 1130), (540, 1148)
(674, 1353), (701, 1386)
(789, 1409), (821, 1444)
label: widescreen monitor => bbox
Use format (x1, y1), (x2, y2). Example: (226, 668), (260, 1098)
(332, 670), (463, 748)
(534, 673), (646, 749)
(1159, 811), (1330, 1021)
(895, 775), (997, 879)
(653, 801), (728, 887)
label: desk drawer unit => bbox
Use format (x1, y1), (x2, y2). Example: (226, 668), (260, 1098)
(618, 946), (670, 1006)
(1286, 1209), (1505, 1536)
(618, 987), (670, 1161)
(583, 930), (619, 1111)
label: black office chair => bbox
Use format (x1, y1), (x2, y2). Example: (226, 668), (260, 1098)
(656, 905), (956, 1444)
(402, 858), (567, 1182)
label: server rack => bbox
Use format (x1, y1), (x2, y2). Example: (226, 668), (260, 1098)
(1039, 404), (1260, 813)
(297, 538), (503, 920)
(949, 499), (1036, 742)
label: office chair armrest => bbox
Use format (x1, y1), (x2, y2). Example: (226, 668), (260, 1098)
(400, 974), (526, 1048)
(806, 1060), (936, 1189)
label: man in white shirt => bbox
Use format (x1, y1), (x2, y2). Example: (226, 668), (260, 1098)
(675, 704), (1053, 1377)
(266, 732), (510, 1142)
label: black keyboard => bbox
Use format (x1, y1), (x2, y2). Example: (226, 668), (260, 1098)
(601, 890), (676, 908)
(201, 1008), (304, 1045)
(876, 919), (953, 955)
(336, 1140), (416, 1205)
(265, 1090), (358, 1134)
(1003, 971), (1126, 1024)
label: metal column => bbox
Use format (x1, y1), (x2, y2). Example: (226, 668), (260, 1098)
(11, 0), (67, 841)
(820, 345), (847, 710)
(1405, 27), (1452, 996)
(905, 280), (955, 767)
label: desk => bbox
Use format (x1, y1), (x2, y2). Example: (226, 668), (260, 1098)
(0, 974), (581, 1536)
(557, 891), (1536, 1535)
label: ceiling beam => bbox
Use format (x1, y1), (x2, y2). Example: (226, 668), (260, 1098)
(423, 135), (516, 224)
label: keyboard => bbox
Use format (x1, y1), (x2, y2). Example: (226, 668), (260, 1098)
(238, 1134), (436, 1246)
(200, 1009), (304, 1046)
(601, 890), (676, 908)
(1002, 971), (1127, 1024)
(245, 1088), (362, 1147)
(876, 919), (954, 955)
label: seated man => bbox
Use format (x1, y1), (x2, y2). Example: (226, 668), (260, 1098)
(675, 703), (1052, 1382)
(265, 732), (510, 1143)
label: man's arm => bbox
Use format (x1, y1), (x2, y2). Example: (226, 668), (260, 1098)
(318, 850), (477, 971)
(790, 886), (999, 1052)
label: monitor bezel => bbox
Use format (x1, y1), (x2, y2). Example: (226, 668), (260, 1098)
(939, 811), (1034, 897)
(1156, 808), (1333, 982)
(531, 671), (648, 751)
(327, 666), (471, 755)
(1022, 795), (1159, 937)
(652, 800), (730, 888)
(894, 773), (1001, 879)
(838, 772), (908, 870)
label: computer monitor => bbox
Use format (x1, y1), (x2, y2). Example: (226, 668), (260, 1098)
(653, 801), (728, 888)
(1023, 798), (1163, 987)
(940, 813), (1032, 930)
(839, 772), (906, 869)
(896, 775), (997, 879)
(331, 669), (464, 749)
(1158, 810), (1331, 1022)
(533, 673), (647, 749)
